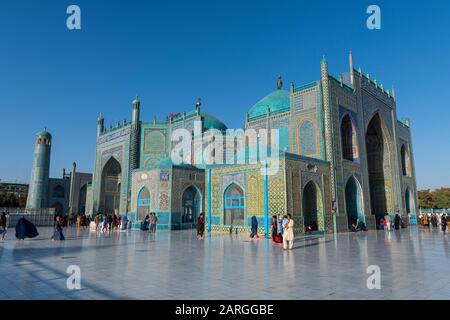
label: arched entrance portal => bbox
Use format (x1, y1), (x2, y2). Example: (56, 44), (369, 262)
(137, 187), (151, 221)
(405, 188), (415, 215)
(302, 181), (324, 232)
(78, 184), (87, 214)
(365, 113), (394, 222)
(100, 157), (122, 216)
(182, 186), (201, 223)
(345, 176), (364, 226)
(224, 183), (245, 226)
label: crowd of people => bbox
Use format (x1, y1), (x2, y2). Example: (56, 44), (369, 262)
(418, 213), (449, 233)
(379, 213), (405, 232)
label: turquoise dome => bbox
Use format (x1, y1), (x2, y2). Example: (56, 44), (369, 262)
(36, 130), (52, 139)
(248, 90), (290, 119)
(201, 111), (227, 131)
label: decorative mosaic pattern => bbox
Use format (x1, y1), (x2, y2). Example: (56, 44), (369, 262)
(246, 173), (264, 217)
(211, 176), (222, 217)
(144, 129), (166, 152)
(159, 192), (169, 211)
(268, 175), (285, 216)
(299, 120), (316, 156)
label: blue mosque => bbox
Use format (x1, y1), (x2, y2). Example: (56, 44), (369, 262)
(26, 53), (418, 235)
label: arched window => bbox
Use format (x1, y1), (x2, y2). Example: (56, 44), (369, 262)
(224, 184), (245, 226)
(299, 121), (316, 156)
(137, 187), (151, 221)
(341, 114), (359, 161)
(401, 144), (411, 176)
(53, 185), (65, 198)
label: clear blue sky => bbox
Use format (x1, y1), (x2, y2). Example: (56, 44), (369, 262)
(0, 0), (449, 190)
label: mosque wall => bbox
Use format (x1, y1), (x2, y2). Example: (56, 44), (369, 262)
(92, 125), (131, 217)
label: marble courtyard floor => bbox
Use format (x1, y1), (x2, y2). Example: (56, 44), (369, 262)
(0, 226), (449, 300)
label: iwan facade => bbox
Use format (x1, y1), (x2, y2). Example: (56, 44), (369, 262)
(85, 53), (418, 235)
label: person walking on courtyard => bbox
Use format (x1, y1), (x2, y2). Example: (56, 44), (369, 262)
(282, 214), (294, 250)
(394, 214), (401, 230)
(108, 214), (113, 231)
(117, 215), (121, 230)
(94, 214), (100, 231)
(101, 214), (108, 233)
(384, 214), (391, 231)
(197, 213), (205, 239)
(277, 216), (284, 239)
(272, 215), (282, 243)
(250, 216), (259, 240)
(52, 216), (65, 241)
(152, 213), (158, 233)
(0, 212), (7, 241)
(441, 215), (447, 233)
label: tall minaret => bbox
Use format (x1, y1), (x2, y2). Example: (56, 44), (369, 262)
(130, 97), (141, 170)
(320, 56), (337, 207)
(97, 113), (104, 137)
(349, 51), (355, 87)
(26, 130), (52, 210)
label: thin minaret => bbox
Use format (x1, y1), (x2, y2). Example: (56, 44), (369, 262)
(130, 97), (141, 170)
(349, 51), (355, 87)
(26, 130), (52, 210)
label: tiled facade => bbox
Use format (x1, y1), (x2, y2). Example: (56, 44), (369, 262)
(87, 53), (418, 233)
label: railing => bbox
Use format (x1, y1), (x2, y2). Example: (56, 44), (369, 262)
(419, 209), (449, 215)
(1, 208), (56, 227)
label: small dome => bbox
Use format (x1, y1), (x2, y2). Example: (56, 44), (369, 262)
(248, 89), (290, 119)
(201, 111), (227, 131)
(36, 130), (52, 139)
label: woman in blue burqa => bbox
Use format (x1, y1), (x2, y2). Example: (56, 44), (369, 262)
(52, 215), (65, 241)
(15, 216), (39, 240)
(250, 216), (259, 239)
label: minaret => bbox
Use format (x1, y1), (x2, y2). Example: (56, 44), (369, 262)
(349, 51), (355, 87)
(321, 56), (337, 206)
(26, 130), (52, 210)
(97, 113), (104, 137)
(130, 97), (141, 170)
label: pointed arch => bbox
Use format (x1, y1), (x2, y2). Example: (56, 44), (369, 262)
(365, 113), (394, 220)
(405, 187), (416, 215)
(181, 185), (202, 223)
(137, 186), (151, 221)
(223, 183), (245, 226)
(99, 157), (122, 215)
(345, 176), (364, 226)
(302, 180), (324, 232)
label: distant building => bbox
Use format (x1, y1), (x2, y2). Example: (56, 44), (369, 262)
(25, 130), (92, 215)
(0, 182), (28, 199)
